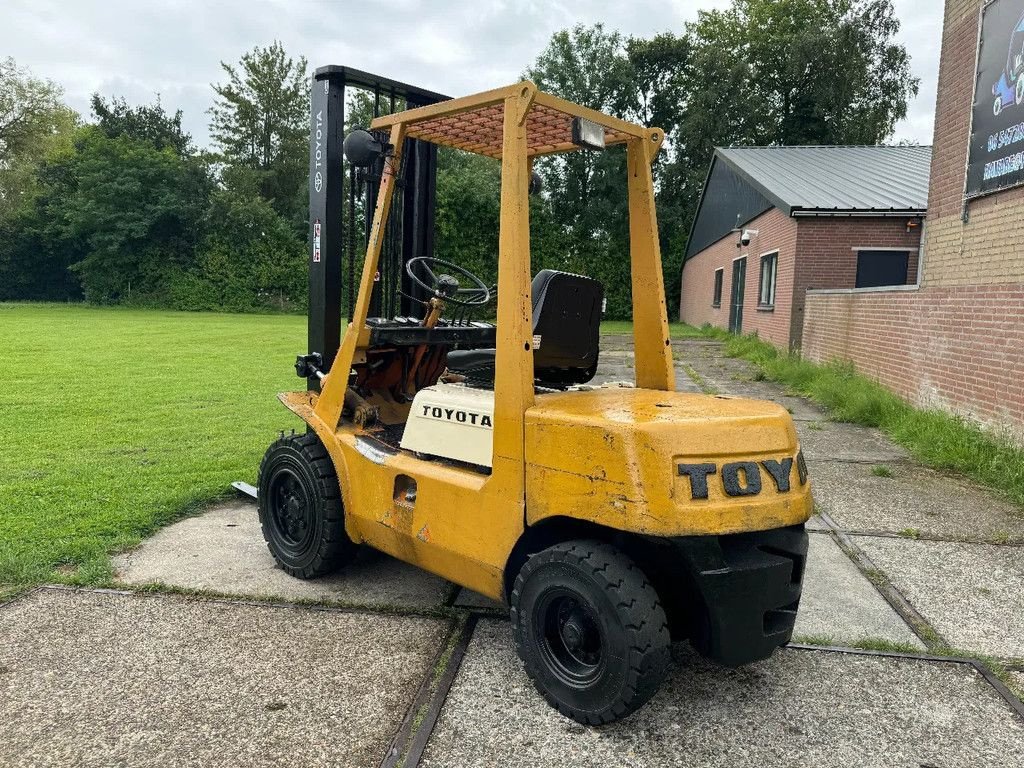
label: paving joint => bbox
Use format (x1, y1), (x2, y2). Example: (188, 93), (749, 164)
(38, 583), (462, 623)
(787, 642), (1024, 722)
(816, 511), (946, 650)
(679, 362), (719, 394)
(0, 585), (41, 609)
(807, 456), (917, 466)
(836, 528), (1024, 547)
(379, 616), (465, 768)
(398, 615), (478, 768)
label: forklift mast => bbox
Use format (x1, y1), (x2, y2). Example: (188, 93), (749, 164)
(307, 66), (449, 390)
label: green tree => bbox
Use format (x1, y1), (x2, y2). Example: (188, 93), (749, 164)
(90, 94), (192, 156)
(526, 24), (637, 317)
(435, 149), (500, 288)
(624, 33), (691, 314)
(54, 127), (212, 303)
(682, 0), (917, 150)
(208, 42), (309, 230)
(0, 58), (78, 300)
(169, 188), (305, 312)
(0, 57), (77, 205)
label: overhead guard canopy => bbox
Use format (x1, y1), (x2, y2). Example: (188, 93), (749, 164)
(369, 81), (662, 159)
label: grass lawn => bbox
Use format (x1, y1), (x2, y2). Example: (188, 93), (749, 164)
(0, 306), (689, 586)
(0, 303), (308, 585)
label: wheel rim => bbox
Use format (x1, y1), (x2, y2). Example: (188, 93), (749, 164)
(268, 467), (313, 553)
(536, 588), (605, 687)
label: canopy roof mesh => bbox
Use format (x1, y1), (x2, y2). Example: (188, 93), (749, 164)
(404, 101), (631, 158)
(371, 83), (651, 159)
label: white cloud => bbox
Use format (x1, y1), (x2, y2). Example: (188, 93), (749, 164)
(1, 0), (942, 147)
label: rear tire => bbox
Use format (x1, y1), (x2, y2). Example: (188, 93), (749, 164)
(510, 540), (671, 724)
(257, 432), (357, 579)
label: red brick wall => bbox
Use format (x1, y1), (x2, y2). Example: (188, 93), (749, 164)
(802, 285), (1024, 439)
(802, 0), (1024, 441)
(790, 218), (922, 348)
(679, 208), (797, 348)
(681, 210), (922, 349)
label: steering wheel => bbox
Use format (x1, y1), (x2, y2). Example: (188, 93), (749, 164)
(405, 257), (491, 308)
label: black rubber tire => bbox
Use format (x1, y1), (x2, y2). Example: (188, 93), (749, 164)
(510, 540), (671, 725)
(257, 432), (357, 579)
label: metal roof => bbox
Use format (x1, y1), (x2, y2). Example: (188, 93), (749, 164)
(715, 144), (932, 215)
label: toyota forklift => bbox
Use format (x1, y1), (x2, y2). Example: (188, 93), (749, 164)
(258, 71), (812, 725)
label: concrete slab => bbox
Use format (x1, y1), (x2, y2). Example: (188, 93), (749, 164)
(671, 339), (722, 351)
(683, 378), (827, 421)
(683, 353), (759, 377)
(0, 588), (448, 768)
(591, 354), (707, 394)
(1009, 671), (1024, 700)
(589, 369), (635, 386)
(113, 502), (452, 610)
(806, 514), (829, 532)
(598, 334), (634, 352)
(770, 394), (828, 422)
(711, 378), (784, 400)
(795, 533), (922, 648)
(420, 620), (1024, 768)
(810, 460), (1024, 543)
(855, 536), (1024, 658)
(797, 421), (910, 463)
(453, 588), (506, 613)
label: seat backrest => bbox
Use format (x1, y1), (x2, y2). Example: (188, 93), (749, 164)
(531, 269), (603, 385)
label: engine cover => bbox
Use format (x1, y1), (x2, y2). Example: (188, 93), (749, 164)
(401, 383), (496, 467)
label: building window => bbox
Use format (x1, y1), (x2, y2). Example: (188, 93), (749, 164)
(758, 251), (777, 308)
(712, 268), (723, 307)
(856, 250), (909, 288)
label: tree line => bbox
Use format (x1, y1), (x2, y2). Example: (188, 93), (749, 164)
(0, 0), (917, 318)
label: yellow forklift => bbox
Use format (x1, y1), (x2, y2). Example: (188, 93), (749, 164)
(258, 77), (812, 724)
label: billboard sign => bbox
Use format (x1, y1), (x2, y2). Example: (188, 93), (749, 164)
(967, 0), (1024, 197)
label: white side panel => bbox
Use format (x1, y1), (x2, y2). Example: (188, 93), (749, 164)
(401, 383), (495, 467)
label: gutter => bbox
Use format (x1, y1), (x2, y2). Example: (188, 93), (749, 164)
(789, 209), (927, 218)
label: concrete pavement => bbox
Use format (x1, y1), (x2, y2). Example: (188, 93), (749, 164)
(4, 337), (1022, 767)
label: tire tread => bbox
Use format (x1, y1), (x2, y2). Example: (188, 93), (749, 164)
(257, 432), (356, 579)
(510, 539), (670, 725)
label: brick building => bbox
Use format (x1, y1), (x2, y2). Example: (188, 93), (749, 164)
(679, 145), (930, 349)
(801, 0), (1024, 440)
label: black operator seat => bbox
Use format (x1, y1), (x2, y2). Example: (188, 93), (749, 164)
(445, 269), (604, 386)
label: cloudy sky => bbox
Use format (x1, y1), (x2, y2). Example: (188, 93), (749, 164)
(3, 0), (943, 148)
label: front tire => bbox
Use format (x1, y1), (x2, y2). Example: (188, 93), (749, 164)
(510, 540), (671, 724)
(257, 432), (356, 578)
